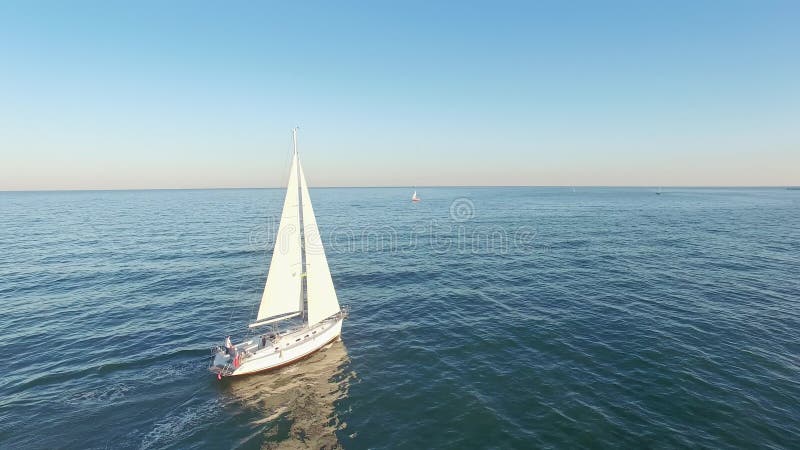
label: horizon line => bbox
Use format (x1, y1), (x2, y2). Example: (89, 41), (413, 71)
(2, 185), (798, 193)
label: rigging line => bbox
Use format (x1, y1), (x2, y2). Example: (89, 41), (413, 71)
(241, 130), (298, 334)
(226, 271), (252, 334)
(225, 272), (246, 330)
(268, 132), (295, 255)
(246, 293), (258, 335)
(278, 133), (292, 191)
(218, 132), (298, 340)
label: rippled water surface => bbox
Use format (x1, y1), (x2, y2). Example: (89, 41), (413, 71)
(1, 187), (798, 449)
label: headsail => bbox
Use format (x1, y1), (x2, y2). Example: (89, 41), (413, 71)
(255, 151), (303, 322)
(299, 162), (341, 327)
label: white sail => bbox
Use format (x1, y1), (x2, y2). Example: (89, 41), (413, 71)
(298, 162), (341, 327)
(255, 152), (303, 322)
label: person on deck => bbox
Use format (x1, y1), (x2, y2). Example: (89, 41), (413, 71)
(225, 336), (233, 355)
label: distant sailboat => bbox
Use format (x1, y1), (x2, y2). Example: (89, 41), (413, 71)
(411, 190), (420, 202)
(210, 128), (347, 378)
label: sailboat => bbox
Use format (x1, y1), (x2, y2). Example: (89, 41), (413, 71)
(210, 128), (347, 378)
(411, 190), (420, 202)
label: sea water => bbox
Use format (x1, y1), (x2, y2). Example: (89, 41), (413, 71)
(0, 187), (798, 448)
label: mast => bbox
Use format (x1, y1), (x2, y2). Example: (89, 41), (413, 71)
(294, 127), (308, 321)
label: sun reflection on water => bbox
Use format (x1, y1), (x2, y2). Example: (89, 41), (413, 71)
(224, 341), (354, 448)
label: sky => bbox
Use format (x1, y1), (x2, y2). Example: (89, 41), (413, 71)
(1, 0), (798, 190)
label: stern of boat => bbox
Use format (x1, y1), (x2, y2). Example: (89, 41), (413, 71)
(209, 346), (235, 378)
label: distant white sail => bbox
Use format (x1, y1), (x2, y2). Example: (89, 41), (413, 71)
(255, 152), (303, 321)
(299, 162), (341, 327)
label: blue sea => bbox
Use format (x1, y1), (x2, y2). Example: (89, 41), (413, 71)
(1, 187), (798, 449)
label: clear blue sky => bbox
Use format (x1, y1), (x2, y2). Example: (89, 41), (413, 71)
(1, 0), (798, 189)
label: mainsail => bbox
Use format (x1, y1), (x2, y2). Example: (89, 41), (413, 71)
(255, 152), (303, 322)
(299, 162), (341, 326)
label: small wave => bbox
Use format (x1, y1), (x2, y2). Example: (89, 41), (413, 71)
(63, 382), (134, 406)
(10, 348), (209, 394)
(139, 399), (222, 450)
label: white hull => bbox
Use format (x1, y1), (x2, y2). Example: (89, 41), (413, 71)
(211, 315), (344, 377)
